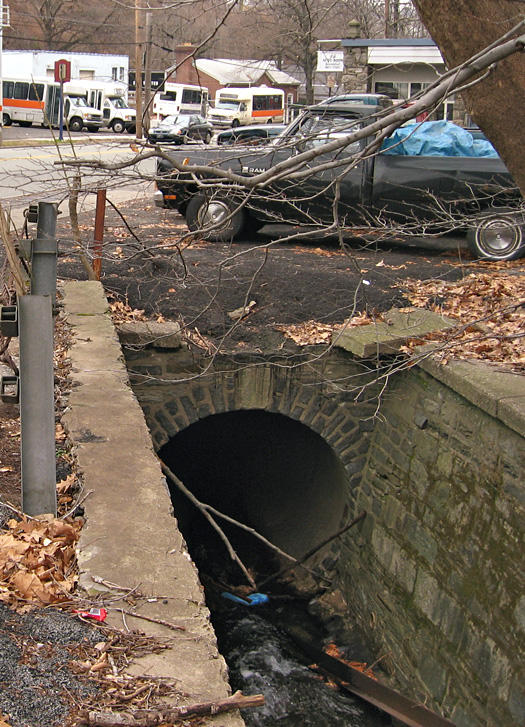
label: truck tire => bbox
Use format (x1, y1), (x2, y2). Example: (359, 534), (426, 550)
(69, 117), (83, 132)
(186, 194), (244, 242)
(467, 209), (525, 261)
(2, 114), (12, 126)
(112, 119), (125, 134)
(231, 119), (240, 128)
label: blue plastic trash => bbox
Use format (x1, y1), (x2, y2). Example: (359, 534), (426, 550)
(221, 591), (269, 606)
(380, 121), (498, 158)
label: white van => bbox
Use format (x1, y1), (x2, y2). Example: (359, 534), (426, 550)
(76, 80), (136, 133)
(210, 86), (285, 128)
(151, 82), (208, 124)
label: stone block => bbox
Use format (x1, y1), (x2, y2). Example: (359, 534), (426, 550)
(404, 514), (438, 565)
(418, 653), (448, 702)
(470, 637), (511, 699)
(335, 308), (454, 358)
(118, 321), (182, 349)
(508, 675), (525, 724)
(514, 595), (525, 633)
(414, 569), (440, 624)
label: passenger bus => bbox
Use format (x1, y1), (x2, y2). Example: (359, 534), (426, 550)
(210, 86), (285, 127)
(2, 77), (103, 131)
(151, 82), (209, 124)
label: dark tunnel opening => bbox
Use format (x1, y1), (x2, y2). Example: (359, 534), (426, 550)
(158, 409), (349, 582)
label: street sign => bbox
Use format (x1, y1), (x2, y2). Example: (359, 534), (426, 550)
(317, 50), (344, 73)
(54, 59), (71, 83)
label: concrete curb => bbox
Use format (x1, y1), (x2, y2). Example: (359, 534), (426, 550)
(418, 354), (525, 439)
(61, 280), (243, 725)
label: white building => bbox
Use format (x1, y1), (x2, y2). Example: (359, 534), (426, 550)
(2, 50), (129, 84)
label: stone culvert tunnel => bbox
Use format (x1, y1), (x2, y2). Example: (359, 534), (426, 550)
(118, 321), (524, 727)
(130, 341), (376, 568)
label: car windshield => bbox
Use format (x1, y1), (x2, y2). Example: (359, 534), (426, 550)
(216, 101), (240, 110)
(159, 115), (187, 127)
(68, 95), (89, 107)
(278, 112), (363, 151)
(111, 97), (128, 109)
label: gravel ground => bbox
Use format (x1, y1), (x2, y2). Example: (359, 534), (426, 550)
(0, 604), (100, 727)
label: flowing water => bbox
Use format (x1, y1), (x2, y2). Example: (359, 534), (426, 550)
(210, 599), (392, 727)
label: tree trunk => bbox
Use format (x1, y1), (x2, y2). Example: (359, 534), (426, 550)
(412, 0), (525, 195)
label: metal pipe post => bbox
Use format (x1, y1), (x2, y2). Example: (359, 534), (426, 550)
(32, 201), (58, 304)
(19, 295), (57, 516)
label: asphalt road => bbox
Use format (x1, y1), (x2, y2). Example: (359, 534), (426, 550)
(0, 124), (155, 227)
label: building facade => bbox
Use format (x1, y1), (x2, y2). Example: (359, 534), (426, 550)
(319, 32), (463, 122)
(168, 44), (300, 115)
(2, 50), (129, 84)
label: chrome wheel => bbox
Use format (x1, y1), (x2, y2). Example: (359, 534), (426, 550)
(186, 194), (245, 242)
(468, 213), (524, 261)
(197, 199), (231, 229)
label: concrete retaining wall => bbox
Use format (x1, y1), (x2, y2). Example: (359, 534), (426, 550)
(61, 282), (243, 727)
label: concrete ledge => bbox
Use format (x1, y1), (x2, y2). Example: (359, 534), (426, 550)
(60, 281), (243, 725)
(418, 354), (525, 439)
(334, 306), (524, 439)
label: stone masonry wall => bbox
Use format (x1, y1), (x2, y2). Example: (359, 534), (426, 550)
(342, 367), (524, 727)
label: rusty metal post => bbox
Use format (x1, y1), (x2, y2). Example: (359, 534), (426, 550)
(92, 189), (106, 281)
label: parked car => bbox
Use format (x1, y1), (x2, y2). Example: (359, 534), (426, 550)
(154, 103), (523, 261)
(217, 124), (287, 146)
(147, 114), (213, 144)
(319, 93), (394, 109)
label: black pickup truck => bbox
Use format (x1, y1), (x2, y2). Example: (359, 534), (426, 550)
(154, 102), (524, 261)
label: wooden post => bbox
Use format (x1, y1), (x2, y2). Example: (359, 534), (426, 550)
(92, 189), (106, 281)
(135, 0), (143, 139)
(143, 11), (152, 134)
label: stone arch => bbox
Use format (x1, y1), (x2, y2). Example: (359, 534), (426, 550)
(145, 364), (373, 492)
(135, 362), (376, 568)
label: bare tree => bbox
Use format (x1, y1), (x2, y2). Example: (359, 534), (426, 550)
(4, 0), (123, 51)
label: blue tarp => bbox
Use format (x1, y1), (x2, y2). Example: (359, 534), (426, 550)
(380, 120), (498, 158)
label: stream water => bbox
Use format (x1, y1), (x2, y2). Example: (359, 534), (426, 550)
(210, 601), (392, 726)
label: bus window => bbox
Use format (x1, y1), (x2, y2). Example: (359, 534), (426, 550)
(29, 83), (45, 102)
(3, 81), (14, 98)
(14, 82), (29, 100)
(181, 89), (203, 104)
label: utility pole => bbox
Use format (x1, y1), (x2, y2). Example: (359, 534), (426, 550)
(384, 0), (390, 37)
(143, 11), (152, 134)
(135, 0), (143, 139)
(0, 1), (10, 145)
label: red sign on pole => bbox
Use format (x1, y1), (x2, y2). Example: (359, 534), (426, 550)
(54, 59), (71, 84)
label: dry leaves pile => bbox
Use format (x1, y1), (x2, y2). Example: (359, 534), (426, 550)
(401, 267), (524, 368)
(0, 515), (81, 611)
(275, 313), (375, 346)
(108, 298), (167, 326)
